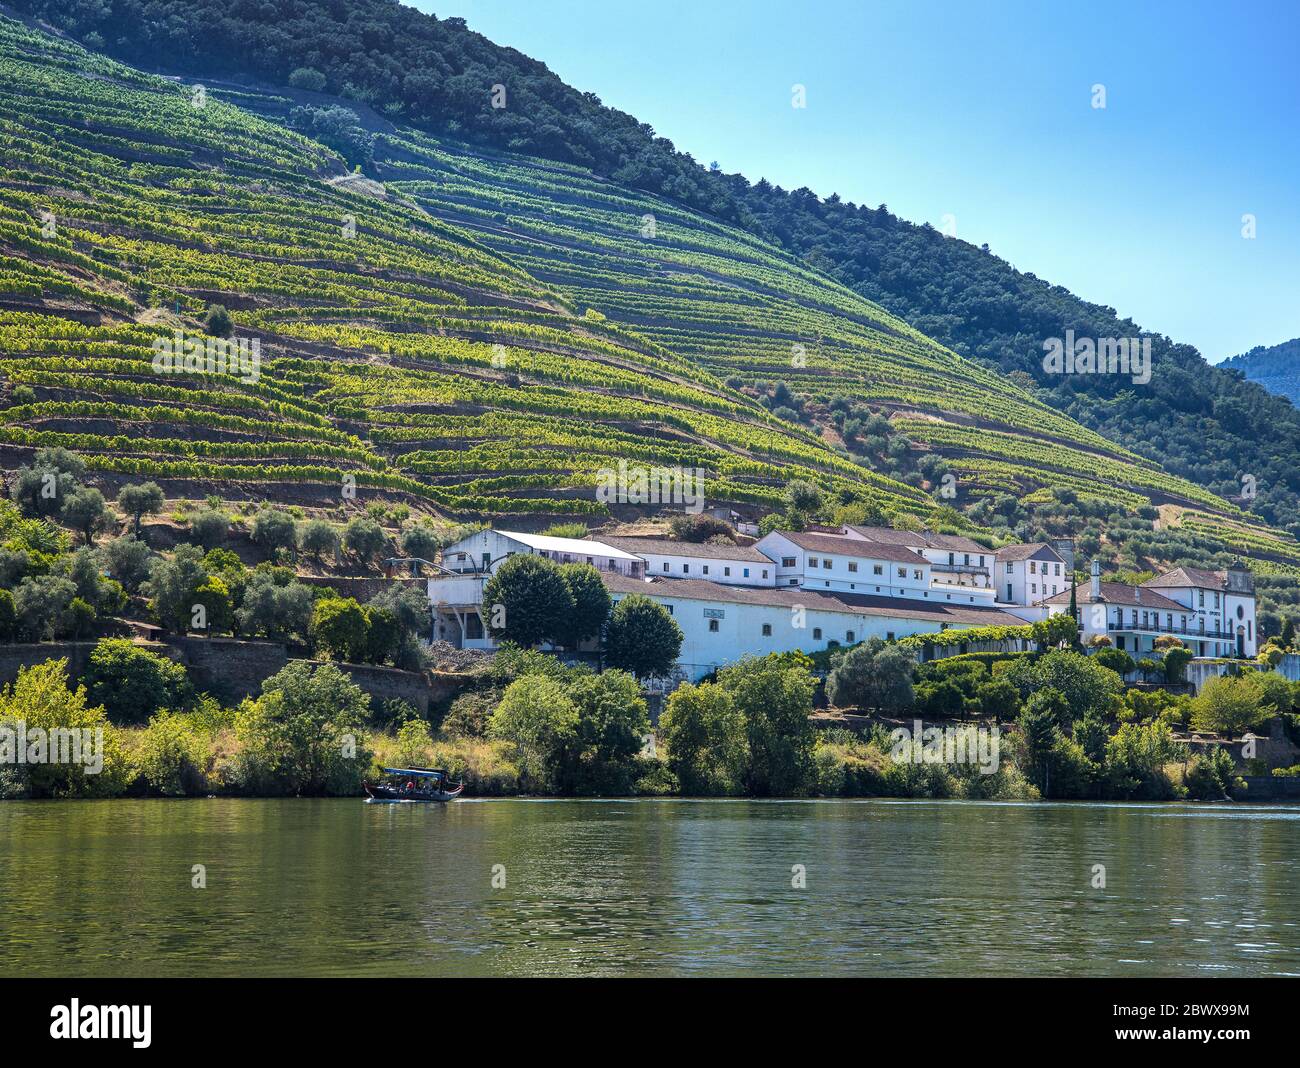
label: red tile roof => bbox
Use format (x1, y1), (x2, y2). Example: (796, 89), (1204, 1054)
(1041, 581), (1184, 611)
(769, 530), (929, 564)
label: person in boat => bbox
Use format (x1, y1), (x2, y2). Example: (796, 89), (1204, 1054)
(405, 780), (415, 792)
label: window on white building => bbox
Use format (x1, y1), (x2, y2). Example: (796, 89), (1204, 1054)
(873, 565), (883, 576)
(708, 619), (719, 632)
(848, 562), (858, 573)
(846, 630), (855, 642)
(781, 557), (796, 567)
(1006, 562), (1013, 574)
(897, 567), (906, 578)
(762, 623), (772, 636)
(813, 628), (822, 640)
(809, 557), (819, 568)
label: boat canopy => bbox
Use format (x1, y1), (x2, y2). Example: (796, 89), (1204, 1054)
(379, 767), (448, 779)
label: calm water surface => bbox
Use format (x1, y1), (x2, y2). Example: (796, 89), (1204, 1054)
(1, 798), (1297, 977)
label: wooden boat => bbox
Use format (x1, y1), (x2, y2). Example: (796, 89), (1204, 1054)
(363, 766), (464, 803)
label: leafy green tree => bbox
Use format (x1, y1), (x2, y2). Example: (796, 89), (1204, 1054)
(1073, 710), (1110, 765)
(603, 594), (681, 678)
(399, 524), (440, 560)
(135, 711), (209, 796)
(13, 574), (76, 640)
(234, 661), (372, 795)
(9, 447), (85, 518)
(659, 680), (748, 795)
(363, 605), (401, 664)
(117, 481), (164, 536)
(65, 597), (96, 639)
(251, 508), (298, 560)
(825, 637), (914, 713)
(564, 668), (649, 793)
(83, 638), (192, 725)
(1017, 687), (1066, 794)
(204, 302), (232, 337)
(489, 674), (579, 791)
(667, 514), (733, 542)
(191, 574), (233, 633)
(145, 544), (209, 632)
(784, 479), (824, 515)
(915, 678), (965, 718)
(975, 676), (1020, 719)
(1190, 675), (1268, 736)
(1184, 746), (1241, 801)
(188, 507), (230, 549)
(59, 485), (111, 544)
(1032, 613), (1080, 649)
(557, 563), (611, 647)
(288, 66), (327, 91)
(1006, 649), (1120, 726)
(483, 553), (573, 648)
(1092, 647), (1135, 677)
(1242, 670), (1294, 717)
(717, 654), (815, 796)
(0, 588), (15, 641)
(343, 516), (388, 564)
(235, 572), (314, 640)
(0, 659), (130, 798)
(1104, 720), (1187, 800)
(311, 596), (369, 661)
(298, 518), (339, 562)
(1162, 645), (1192, 683)
(96, 534), (154, 593)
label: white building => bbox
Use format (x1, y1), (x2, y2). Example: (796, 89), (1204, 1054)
(755, 528), (998, 606)
(1041, 560), (1256, 658)
(845, 525), (996, 591)
(429, 529), (643, 648)
(600, 536), (775, 587)
(1141, 565), (1257, 658)
(995, 542), (1068, 606)
(601, 572), (1030, 681)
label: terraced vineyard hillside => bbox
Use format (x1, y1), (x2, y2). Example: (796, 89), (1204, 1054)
(0, 15), (1297, 575)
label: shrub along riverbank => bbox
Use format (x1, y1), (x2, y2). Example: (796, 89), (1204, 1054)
(3, 636), (1298, 801)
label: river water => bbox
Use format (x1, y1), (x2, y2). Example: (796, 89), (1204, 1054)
(1, 797), (1297, 977)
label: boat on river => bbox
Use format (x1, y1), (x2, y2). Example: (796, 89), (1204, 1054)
(363, 767), (464, 803)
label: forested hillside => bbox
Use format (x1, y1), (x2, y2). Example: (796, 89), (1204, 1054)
(15, 0), (1300, 541)
(1221, 338), (1300, 407)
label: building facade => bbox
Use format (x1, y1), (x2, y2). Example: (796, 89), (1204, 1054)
(1041, 560), (1256, 658)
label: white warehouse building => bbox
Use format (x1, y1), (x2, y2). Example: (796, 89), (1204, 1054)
(601, 572), (1031, 681)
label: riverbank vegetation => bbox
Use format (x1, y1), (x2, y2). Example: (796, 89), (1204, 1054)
(5, 626), (1297, 802)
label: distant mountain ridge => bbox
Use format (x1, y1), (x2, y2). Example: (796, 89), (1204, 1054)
(1221, 338), (1300, 407)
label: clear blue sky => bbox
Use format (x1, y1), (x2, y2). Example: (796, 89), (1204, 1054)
(417, 0), (1300, 363)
